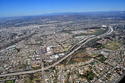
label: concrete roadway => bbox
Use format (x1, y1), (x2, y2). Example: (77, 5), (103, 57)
(0, 26), (113, 77)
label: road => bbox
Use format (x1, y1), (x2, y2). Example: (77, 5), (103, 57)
(0, 26), (113, 77)
(0, 31), (37, 52)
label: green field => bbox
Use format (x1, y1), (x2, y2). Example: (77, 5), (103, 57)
(93, 29), (107, 36)
(104, 41), (121, 50)
(5, 80), (15, 83)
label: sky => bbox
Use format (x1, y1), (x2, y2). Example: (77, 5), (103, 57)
(0, 0), (125, 17)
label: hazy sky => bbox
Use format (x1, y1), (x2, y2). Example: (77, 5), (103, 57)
(0, 0), (125, 17)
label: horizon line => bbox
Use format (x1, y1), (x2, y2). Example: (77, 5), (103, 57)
(0, 10), (125, 18)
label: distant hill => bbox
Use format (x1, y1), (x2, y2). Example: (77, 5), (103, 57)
(0, 11), (125, 29)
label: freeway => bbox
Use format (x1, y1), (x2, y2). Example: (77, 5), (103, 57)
(0, 26), (113, 77)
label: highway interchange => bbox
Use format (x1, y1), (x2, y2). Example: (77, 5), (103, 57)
(0, 26), (113, 77)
